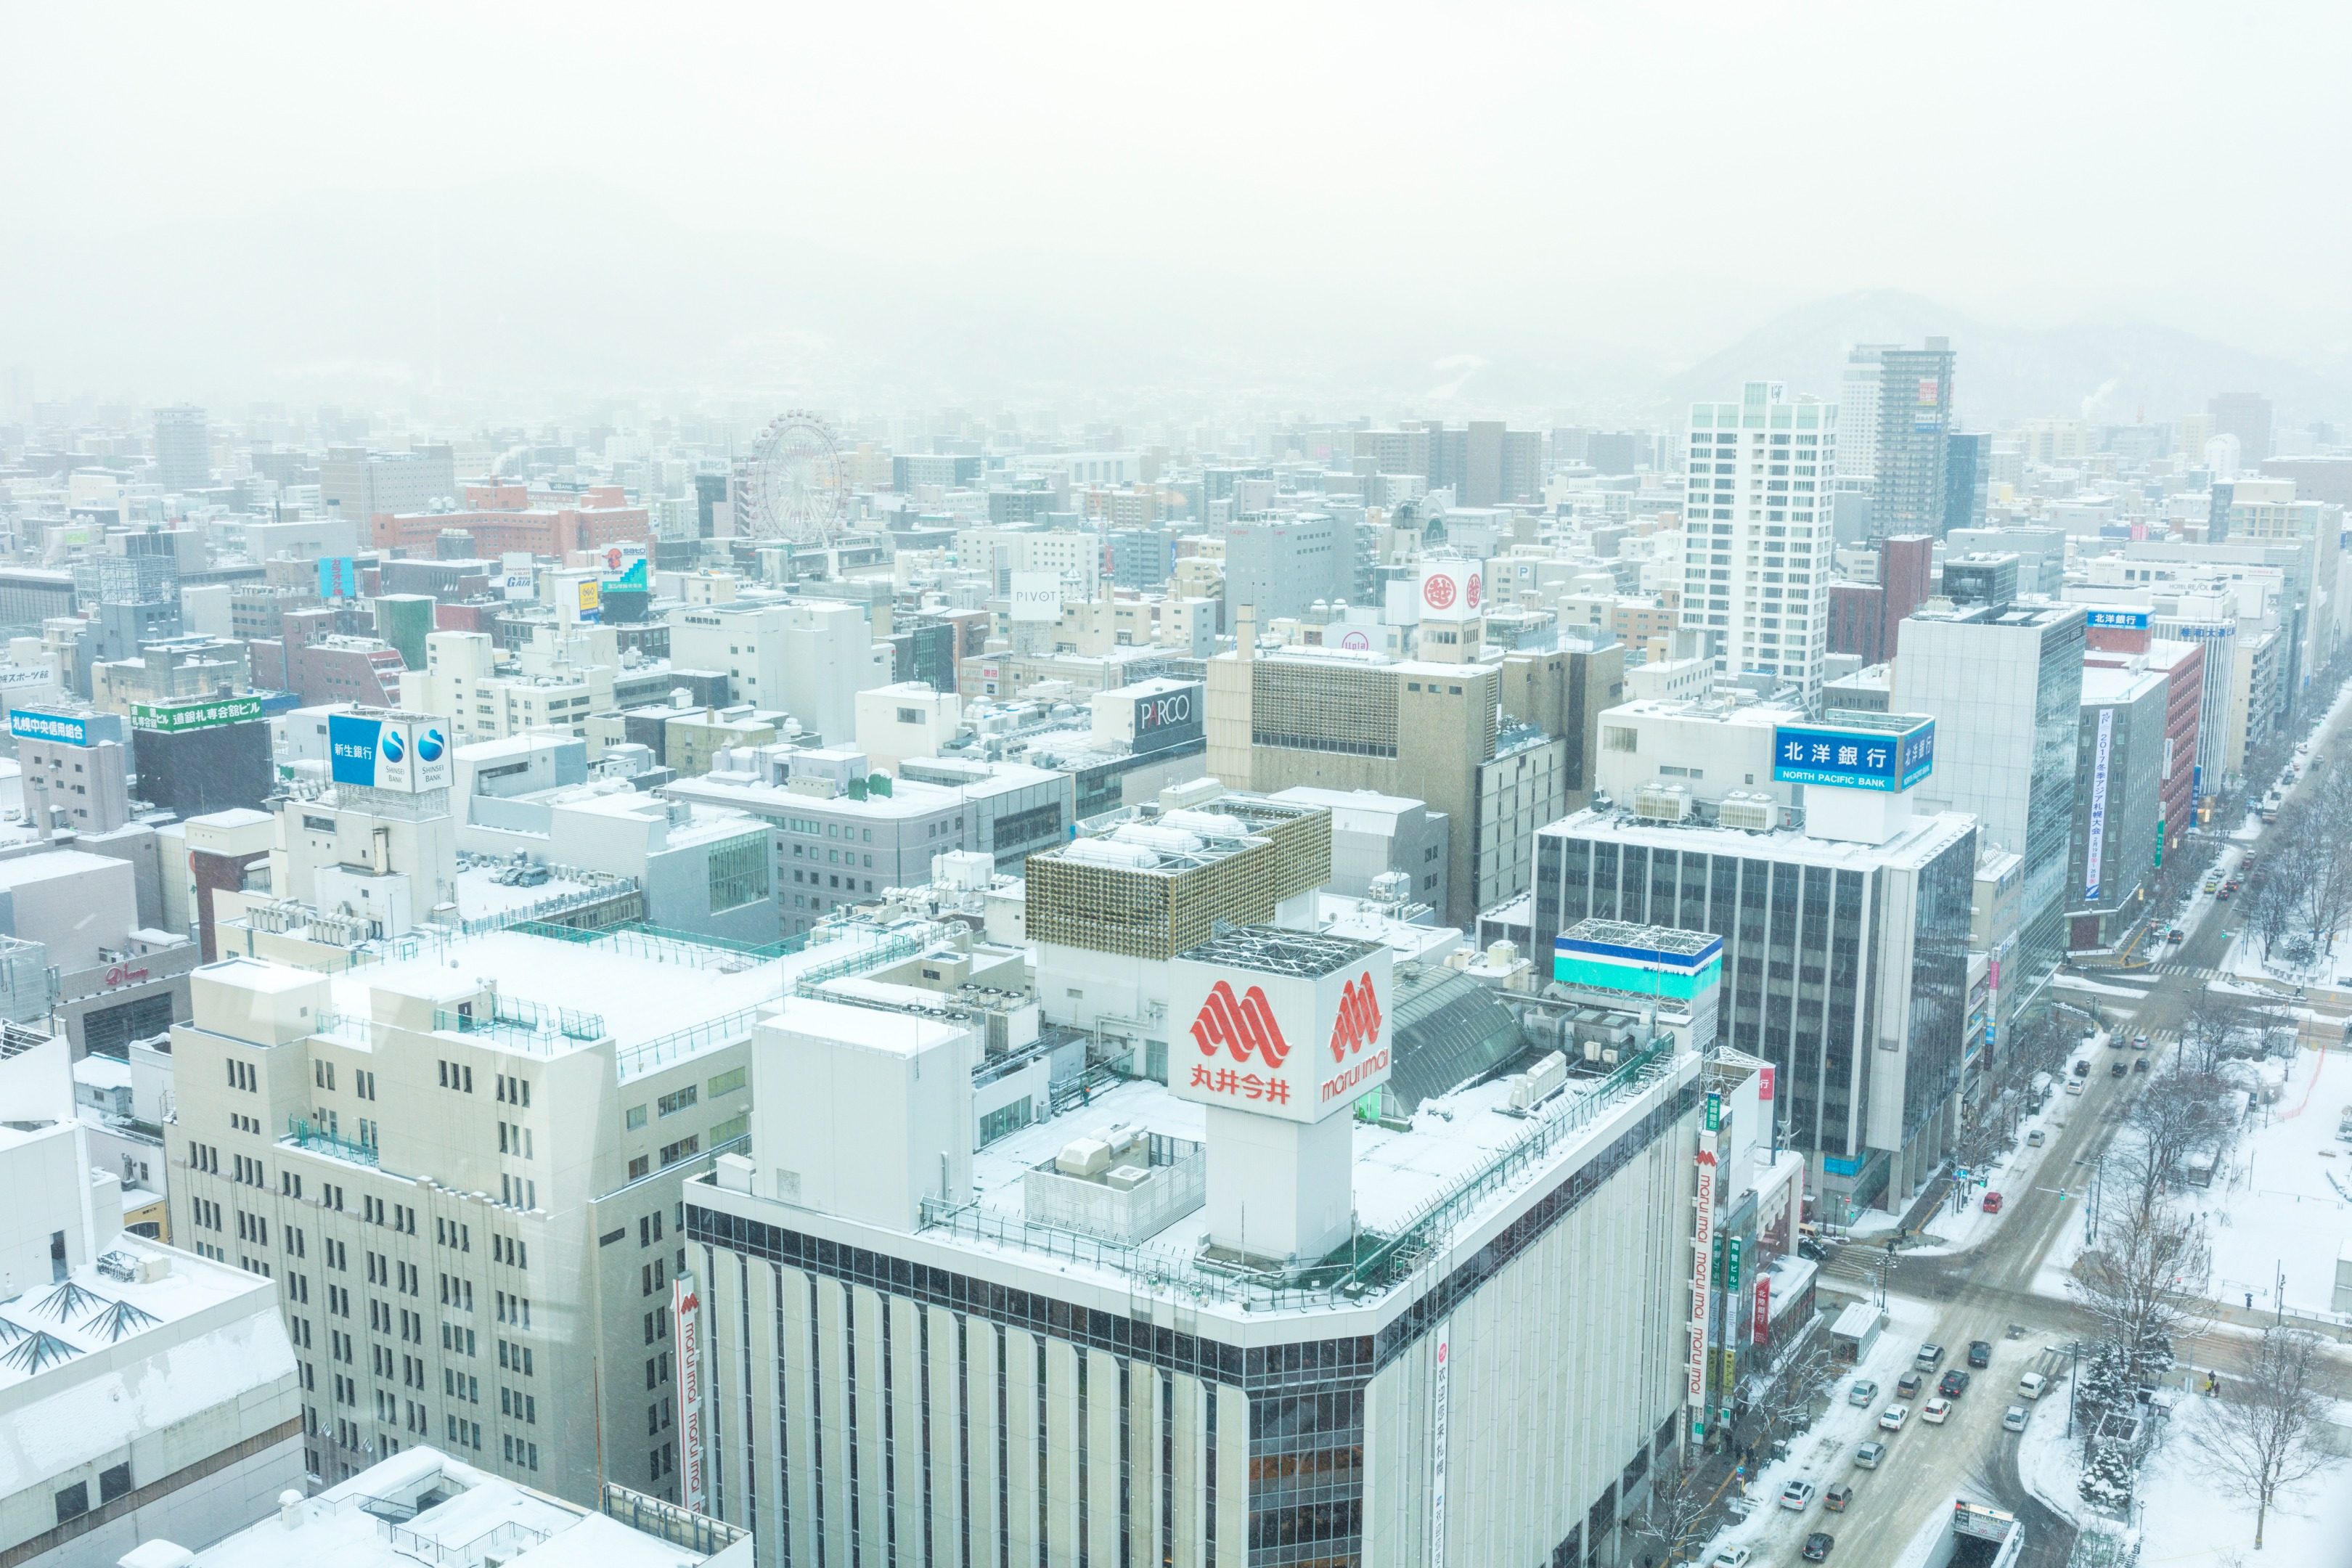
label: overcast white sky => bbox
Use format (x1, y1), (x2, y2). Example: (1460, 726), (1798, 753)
(5, 3), (2350, 407)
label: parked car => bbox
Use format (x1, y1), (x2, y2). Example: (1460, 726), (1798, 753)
(1803, 1532), (1837, 1562)
(2004, 1405), (2031, 1433)
(2071, 1059), (2092, 1077)
(1916, 1342), (1945, 1369)
(1710, 1549), (1753, 1568)
(1854, 1440), (1887, 1469)
(1847, 1379), (1879, 1408)
(1780, 1479), (1818, 1511)
(1938, 1370), (1972, 1398)
(1968, 1340), (1993, 1369)
(2018, 1372), (2049, 1400)
(1879, 1404), (1911, 1430)
(1922, 1397), (1954, 1424)
(2066, 1078), (2086, 1096)
(1981, 1191), (2004, 1214)
(2028, 1127), (2046, 1146)
(1824, 1483), (1853, 1513)
(1896, 1371), (1925, 1400)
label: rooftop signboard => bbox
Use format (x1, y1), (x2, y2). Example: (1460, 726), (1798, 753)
(1771, 716), (1935, 793)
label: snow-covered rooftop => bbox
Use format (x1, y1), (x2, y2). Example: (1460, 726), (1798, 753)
(0, 1235), (292, 1499)
(174, 1446), (738, 1568)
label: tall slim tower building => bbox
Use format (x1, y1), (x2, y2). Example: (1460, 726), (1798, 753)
(152, 403), (210, 491)
(1834, 343), (1896, 481)
(1681, 380), (1837, 707)
(1871, 338), (1956, 536)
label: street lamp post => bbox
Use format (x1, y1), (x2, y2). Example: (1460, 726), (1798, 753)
(2066, 1339), (2081, 1439)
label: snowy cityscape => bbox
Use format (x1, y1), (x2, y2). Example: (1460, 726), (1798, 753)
(4, 7), (2352, 1567)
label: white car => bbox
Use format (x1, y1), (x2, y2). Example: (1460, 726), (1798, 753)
(2018, 1372), (2049, 1400)
(1779, 1479), (1818, 1511)
(1922, 1396), (1954, 1424)
(2004, 1405), (2030, 1432)
(1712, 1550), (1755, 1568)
(1879, 1404), (1910, 1430)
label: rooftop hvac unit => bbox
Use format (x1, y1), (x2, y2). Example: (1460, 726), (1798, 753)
(1508, 1050), (1569, 1111)
(1633, 780), (1691, 822)
(1717, 790), (1777, 832)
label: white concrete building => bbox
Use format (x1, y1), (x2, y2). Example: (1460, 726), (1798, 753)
(0, 1028), (301, 1567)
(669, 600), (890, 746)
(1681, 383), (1837, 705)
(143, 1445), (752, 1568)
(163, 923), (893, 1504)
(685, 930), (1710, 1567)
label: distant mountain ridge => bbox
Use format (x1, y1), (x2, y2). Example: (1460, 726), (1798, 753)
(1656, 289), (2348, 427)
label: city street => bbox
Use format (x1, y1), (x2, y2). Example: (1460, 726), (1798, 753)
(1726, 689), (2352, 1567)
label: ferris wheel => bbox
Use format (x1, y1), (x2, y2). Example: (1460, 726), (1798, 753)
(740, 410), (849, 546)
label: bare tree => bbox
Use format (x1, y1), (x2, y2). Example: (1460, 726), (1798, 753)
(2110, 1069), (2236, 1223)
(2069, 1201), (2211, 1391)
(2195, 1325), (2344, 1549)
(1741, 1339), (1837, 1457)
(1626, 1450), (1716, 1567)
(2180, 987), (2254, 1077)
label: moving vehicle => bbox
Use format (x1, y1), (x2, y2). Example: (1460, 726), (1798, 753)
(2131, 1033), (2149, 1050)
(2018, 1372), (2049, 1400)
(1897, 1371), (1925, 1400)
(2110, 1061), (2128, 1078)
(1922, 1396), (1953, 1424)
(1802, 1532), (1836, 1562)
(2004, 1405), (2030, 1432)
(1938, 1370), (1972, 1398)
(1824, 1483), (1853, 1513)
(1879, 1404), (1911, 1430)
(1780, 1479), (1818, 1511)
(1854, 1440), (1887, 1469)
(1847, 1378), (1879, 1407)
(1981, 1191), (2004, 1213)
(1968, 1340), (1993, 1368)
(1916, 1342), (1945, 1368)
(2133, 1058), (2149, 1074)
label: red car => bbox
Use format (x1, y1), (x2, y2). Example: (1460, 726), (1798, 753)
(1981, 1191), (2004, 1214)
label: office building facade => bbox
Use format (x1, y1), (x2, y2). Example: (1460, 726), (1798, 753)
(1892, 599), (2086, 1010)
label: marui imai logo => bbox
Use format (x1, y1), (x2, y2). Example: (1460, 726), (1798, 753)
(1423, 573), (1456, 609)
(1320, 969), (1389, 1106)
(1190, 980), (1290, 1067)
(1188, 979), (1294, 1107)
(1328, 971), (1383, 1060)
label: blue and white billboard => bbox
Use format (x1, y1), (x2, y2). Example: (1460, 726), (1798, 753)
(2085, 608), (2150, 631)
(8, 709), (91, 746)
(1772, 719), (1935, 793)
(328, 711), (452, 793)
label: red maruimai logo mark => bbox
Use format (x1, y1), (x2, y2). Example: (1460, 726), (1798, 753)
(1191, 980), (1291, 1068)
(1328, 972), (1384, 1060)
(1423, 573), (1456, 609)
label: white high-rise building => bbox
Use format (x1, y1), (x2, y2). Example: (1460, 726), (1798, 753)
(1680, 381), (1837, 706)
(1833, 344), (1896, 481)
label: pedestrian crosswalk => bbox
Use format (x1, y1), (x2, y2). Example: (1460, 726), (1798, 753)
(2150, 963), (2217, 981)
